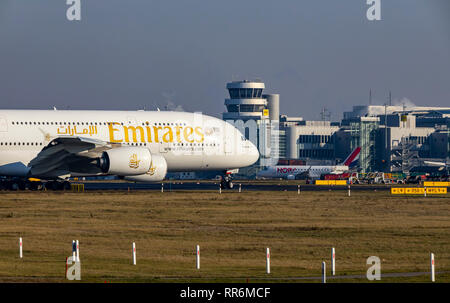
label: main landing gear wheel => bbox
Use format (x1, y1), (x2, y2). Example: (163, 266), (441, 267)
(220, 175), (234, 189)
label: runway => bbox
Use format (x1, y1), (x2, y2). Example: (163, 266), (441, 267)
(80, 181), (393, 192)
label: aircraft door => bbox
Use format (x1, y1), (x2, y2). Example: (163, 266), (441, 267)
(0, 116), (8, 132)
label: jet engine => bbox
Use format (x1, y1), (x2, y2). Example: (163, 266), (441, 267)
(124, 154), (168, 182)
(98, 147), (152, 176)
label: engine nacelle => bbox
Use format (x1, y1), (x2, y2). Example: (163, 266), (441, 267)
(98, 147), (152, 176)
(124, 154), (168, 182)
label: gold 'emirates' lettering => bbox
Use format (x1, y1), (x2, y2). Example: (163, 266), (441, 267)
(107, 122), (206, 144)
(124, 126), (145, 143)
(163, 127), (173, 143)
(153, 126), (162, 143)
(183, 126), (194, 143)
(194, 127), (204, 143)
(108, 122), (122, 143)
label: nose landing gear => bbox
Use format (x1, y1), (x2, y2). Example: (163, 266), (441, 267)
(220, 172), (234, 189)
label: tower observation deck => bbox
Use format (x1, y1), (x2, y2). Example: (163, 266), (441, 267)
(222, 80), (268, 121)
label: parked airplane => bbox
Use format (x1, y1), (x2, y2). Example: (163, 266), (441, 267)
(424, 160), (449, 170)
(0, 110), (259, 190)
(424, 160), (450, 175)
(256, 147), (361, 180)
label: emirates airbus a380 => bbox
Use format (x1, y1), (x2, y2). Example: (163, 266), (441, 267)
(0, 109), (259, 190)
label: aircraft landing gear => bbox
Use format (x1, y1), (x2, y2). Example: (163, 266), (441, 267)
(220, 173), (234, 189)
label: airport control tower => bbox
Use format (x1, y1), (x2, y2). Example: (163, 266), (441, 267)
(223, 80), (268, 121)
(222, 80), (280, 174)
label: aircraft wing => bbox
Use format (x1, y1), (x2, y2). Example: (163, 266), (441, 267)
(28, 136), (114, 178)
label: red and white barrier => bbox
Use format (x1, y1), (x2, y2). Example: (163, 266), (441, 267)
(72, 240), (76, 261)
(132, 242), (136, 265)
(76, 240), (80, 262)
(19, 237), (23, 259)
(196, 245), (200, 269)
(331, 247), (335, 276)
(322, 261), (326, 283)
(431, 253), (435, 282)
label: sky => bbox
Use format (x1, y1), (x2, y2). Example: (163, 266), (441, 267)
(0, 0), (449, 120)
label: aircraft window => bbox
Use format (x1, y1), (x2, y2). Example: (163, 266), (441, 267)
(81, 122), (84, 125)
(13, 142), (16, 145)
(25, 122), (28, 125)
(94, 122), (97, 125)
(38, 122), (41, 125)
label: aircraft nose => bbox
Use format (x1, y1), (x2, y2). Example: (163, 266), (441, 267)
(247, 141), (259, 166)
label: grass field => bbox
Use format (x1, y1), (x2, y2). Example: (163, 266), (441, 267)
(0, 189), (449, 282)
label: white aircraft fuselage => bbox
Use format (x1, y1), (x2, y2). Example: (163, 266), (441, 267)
(257, 165), (349, 180)
(0, 110), (259, 180)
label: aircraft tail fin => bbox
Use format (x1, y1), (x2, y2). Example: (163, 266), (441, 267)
(341, 147), (361, 167)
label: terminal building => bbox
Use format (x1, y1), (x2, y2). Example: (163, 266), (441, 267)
(221, 79), (450, 177)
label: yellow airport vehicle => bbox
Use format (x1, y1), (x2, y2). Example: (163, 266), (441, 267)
(423, 181), (450, 187)
(316, 180), (348, 185)
(391, 187), (447, 195)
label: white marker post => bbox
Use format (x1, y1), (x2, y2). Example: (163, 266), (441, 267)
(266, 248), (270, 274)
(219, 185), (222, 194)
(161, 183), (164, 193)
(298, 185), (300, 195)
(348, 185), (351, 197)
(196, 245), (200, 269)
(19, 237), (23, 259)
(424, 187), (427, 197)
(76, 240), (80, 262)
(132, 242), (136, 265)
(331, 247), (335, 276)
(322, 261), (326, 283)
(239, 184), (242, 193)
(431, 253), (435, 282)
(72, 240), (76, 261)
